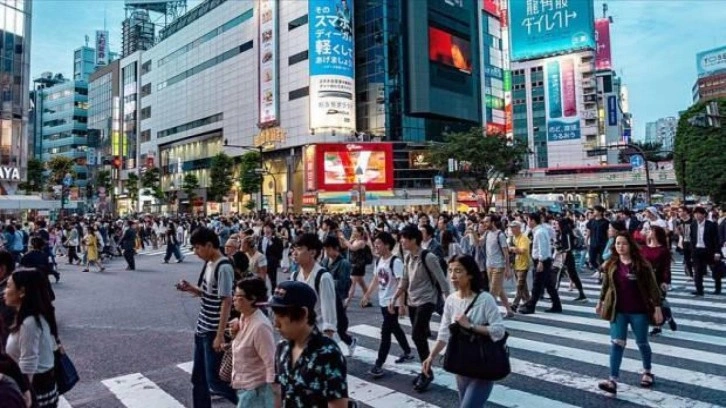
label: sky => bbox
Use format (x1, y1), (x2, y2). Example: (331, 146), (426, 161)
(30, 0), (726, 138)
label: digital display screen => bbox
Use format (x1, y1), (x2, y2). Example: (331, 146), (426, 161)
(428, 26), (472, 74)
(315, 143), (394, 191)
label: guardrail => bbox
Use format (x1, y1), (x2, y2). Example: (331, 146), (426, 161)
(513, 169), (678, 191)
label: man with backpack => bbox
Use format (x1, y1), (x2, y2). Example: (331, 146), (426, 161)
(321, 236), (357, 356)
(176, 227), (238, 407)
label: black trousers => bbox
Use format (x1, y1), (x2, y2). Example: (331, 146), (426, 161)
(67, 246), (80, 264)
(408, 303), (435, 364)
(123, 249), (136, 270)
(588, 244), (606, 270)
(267, 259), (279, 291)
(682, 242), (694, 277)
(562, 251), (585, 296)
(525, 259), (561, 310)
(376, 306), (412, 367)
(336, 298), (353, 346)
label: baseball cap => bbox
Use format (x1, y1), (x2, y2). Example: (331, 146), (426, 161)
(645, 206), (658, 215)
(264, 280), (317, 311)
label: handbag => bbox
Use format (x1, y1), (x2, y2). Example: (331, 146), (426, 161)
(219, 343), (233, 383)
(54, 346), (79, 395)
(443, 293), (511, 380)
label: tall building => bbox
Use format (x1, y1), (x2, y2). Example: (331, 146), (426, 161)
(74, 45), (97, 81)
(0, 0), (32, 195)
(645, 121), (657, 144)
(693, 45), (726, 103)
(645, 116), (677, 150)
(122, 9), (155, 57)
(508, 0), (599, 168)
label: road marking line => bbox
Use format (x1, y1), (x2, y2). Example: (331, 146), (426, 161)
(555, 293), (726, 319)
(102, 373), (184, 408)
(58, 396), (72, 408)
(348, 375), (441, 407)
(567, 287), (726, 310)
(177, 361), (193, 374)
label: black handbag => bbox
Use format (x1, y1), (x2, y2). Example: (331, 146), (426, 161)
(54, 346), (79, 395)
(443, 293), (511, 380)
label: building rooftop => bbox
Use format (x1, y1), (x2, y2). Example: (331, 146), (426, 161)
(159, 0), (226, 42)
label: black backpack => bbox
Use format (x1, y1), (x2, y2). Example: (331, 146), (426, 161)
(197, 259), (233, 289)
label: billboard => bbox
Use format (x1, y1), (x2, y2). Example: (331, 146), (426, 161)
(315, 143), (393, 192)
(258, 0), (279, 126)
(96, 30), (108, 66)
(545, 56), (581, 142)
(696, 45), (726, 77)
(429, 26), (473, 74)
(481, 11), (506, 136)
(595, 19), (612, 70)
(607, 95), (618, 126)
(509, 0), (595, 61)
(309, 0), (355, 131)
(483, 0), (499, 16)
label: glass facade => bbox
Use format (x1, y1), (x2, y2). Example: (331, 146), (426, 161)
(74, 46), (96, 81)
(88, 62), (120, 165)
(0, 0), (30, 189)
(121, 61), (138, 169)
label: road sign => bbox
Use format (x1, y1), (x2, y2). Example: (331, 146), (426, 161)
(586, 148), (607, 157)
(434, 175), (444, 189)
(63, 176), (73, 187)
(630, 154), (644, 169)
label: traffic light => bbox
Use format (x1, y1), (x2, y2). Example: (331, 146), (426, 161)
(112, 156), (122, 169)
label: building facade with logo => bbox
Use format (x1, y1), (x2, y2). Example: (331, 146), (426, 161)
(693, 45), (726, 103)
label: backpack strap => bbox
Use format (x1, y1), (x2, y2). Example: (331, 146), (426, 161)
(313, 268), (329, 295)
(197, 258), (232, 289)
(420, 250), (442, 296)
(463, 292), (482, 316)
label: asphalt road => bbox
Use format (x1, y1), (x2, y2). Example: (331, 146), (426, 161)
(53, 247), (726, 408)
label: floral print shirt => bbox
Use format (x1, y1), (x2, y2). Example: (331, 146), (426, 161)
(275, 328), (348, 407)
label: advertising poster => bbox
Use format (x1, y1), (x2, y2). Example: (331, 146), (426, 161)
(96, 30), (108, 66)
(545, 57), (581, 142)
(696, 45), (726, 77)
(595, 19), (612, 70)
(315, 143), (393, 192)
(258, 0), (278, 126)
(509, 0), (595, 61)
(309, 0), (355, 131)
(429, 26), (473, 74)
(483, 0), (499, 16)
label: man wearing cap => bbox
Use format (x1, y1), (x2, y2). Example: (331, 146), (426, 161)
(508, 221), (531, 310)
(268, 280), (349, 408)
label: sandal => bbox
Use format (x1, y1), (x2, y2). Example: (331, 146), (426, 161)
(640, 372), (655, 388)
(598, 379), (617, 395)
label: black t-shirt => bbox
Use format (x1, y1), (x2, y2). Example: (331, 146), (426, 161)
(587, 218), (610, 248)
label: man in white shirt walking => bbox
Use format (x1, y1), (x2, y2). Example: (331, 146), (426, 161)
(519, 212), (562, 314)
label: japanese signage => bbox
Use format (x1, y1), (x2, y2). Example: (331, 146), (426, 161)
(509, 0), (595, 61)
(483, 0), (499, 16)
(595, 19), (612, 70)
(258, 0), (279, 126)
(696, 45), (726, 77)
(607, 95), (618, 126)
(309, 0), (355, 131)
(545, 57), (581, 142)
(96, 30), (108, 66)
(315, 143), (393, 192)
(481, 10), (506, 136)
(304, 145), (317, 191)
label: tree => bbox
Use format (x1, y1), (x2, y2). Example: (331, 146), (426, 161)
(238, 151), (262, 197)
(674, 98), (726, 203)
(208, 152), (234, 203)
(141, 167), (164, 210)
(618, 141), (673, 164)
(126, 172), (140, 211)
(429, 127), (530, 210)
(46, 156), (76, 185)
(19, 158), (45, 193)
(96, 170), (113, 192)
(182, 173), (199, 204)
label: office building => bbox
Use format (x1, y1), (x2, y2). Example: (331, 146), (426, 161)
(644, 116), (677, 150)
(122, 9), (155, 57)
(645, 121), (657, 144)
(0, 0), (32, 195)
(74, 45), (97, 81)
(693, 45), (726, 103)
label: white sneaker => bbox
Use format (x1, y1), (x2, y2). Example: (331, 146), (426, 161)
(347, 337), (358, 357)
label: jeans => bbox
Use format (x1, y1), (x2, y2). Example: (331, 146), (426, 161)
(609, 313), (652, 379)
(408, 303), (435, 364)
(376, 306), (412, 367)
(456, 375), (494, 407)
(236, 383), (274, 408)
(164, 243), (183, 262)
(524, 259), (561, 310)
(192, 332), (238, 408)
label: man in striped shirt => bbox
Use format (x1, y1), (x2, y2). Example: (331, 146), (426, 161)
(177, 227), (237, 407)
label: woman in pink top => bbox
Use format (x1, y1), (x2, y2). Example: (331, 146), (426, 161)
(230, 277), (276, 407)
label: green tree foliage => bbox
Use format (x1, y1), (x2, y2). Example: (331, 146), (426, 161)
(182, 173), (200, 203)
(618, 141), (673, 164)
(141, 167), (164, 204)
(127, 172), (140, 209)
(208, 152), (234, 203)
(674, 98), (726, 203)
(46, 156), (76, 185)
(429, 128), (530, 210)
(238, 151), (262, 196)
(19, 158), (45, 192)
(96, 170), (113, 192)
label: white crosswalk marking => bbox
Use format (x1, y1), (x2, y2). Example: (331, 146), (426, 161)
(102, 373), (185, 408)
(348, 375), (441, 407)
(58, 396), (72, 408)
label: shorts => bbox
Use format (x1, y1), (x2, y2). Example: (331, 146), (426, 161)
(487, 267), (505, 295)
(351, 264), (366, 277)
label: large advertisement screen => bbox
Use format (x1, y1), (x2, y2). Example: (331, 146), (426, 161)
(315, 143), (393, 192)
(309, 0), (355, 131)
(595, 19), (612, 70)
(429, 26), (472, 74)
(482, 12), (506, 135)
(258, 0), (278, 126)
(696, 45), (726, 77)
(509, 0), (595, 61)
(545, 56), (581, 142)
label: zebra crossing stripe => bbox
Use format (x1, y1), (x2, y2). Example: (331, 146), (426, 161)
(348, 375), (441, 407)
(556, 294), (726, 319)
(579, 282), (721, 301)
(58, 396), (72, 408)
(101, 373), (185, 408)
(569, 287), (726, 310)
(177, 361), (193, 374)
(349, 324), (720, 408)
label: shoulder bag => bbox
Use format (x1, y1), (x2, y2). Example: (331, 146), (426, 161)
(443, 293), (511, 380)
(54, 344), (79, 395)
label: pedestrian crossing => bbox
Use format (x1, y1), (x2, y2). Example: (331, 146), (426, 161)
(57, 263), (726, 408)
(135, 246), (194, 257)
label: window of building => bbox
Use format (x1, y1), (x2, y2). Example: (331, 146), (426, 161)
(140, 129), (151, 143)
(157, 113), (223, 139)
(289, 86), (309, 101)
(141, 60), (152, 75)
(141, 83), (152, 97)
(157, 41), (253, 91)
(288, 50), (308, 66)
(288, 14), (308, 31)
(140, 106), (151, 120)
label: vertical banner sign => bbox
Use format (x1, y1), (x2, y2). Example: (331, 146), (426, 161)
(304, 145), (317, 191)
(309, 0), (355, 131)
(96, 30), (108, 66)
(258, 0), (279, 126)
(594, 19), (612, 70)
(482, 9), (506, 136)
(545, 57), (581, 142)
(607, 95), (618, 126)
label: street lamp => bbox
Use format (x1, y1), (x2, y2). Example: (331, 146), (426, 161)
(504, 177), (510, 213)
(223, 138), (264, 214)
(355, 166), (364, 215)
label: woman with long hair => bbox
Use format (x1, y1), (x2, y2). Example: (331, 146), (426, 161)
(422, 255), (505, 406)
(4, 268), (60, 407)
(642, 225), (676, 335)
(340, 226), (372, 308)
(596, 232), (663, 396)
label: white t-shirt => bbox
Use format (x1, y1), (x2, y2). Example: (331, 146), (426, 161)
(375, 254), (404, 307)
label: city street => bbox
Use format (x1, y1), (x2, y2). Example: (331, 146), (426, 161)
(52, 247), (726, 408)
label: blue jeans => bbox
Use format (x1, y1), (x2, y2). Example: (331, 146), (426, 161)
(456, 375), (493, 407)
(609, 313), (652, 380)
(236, 383), (274, 408)
(164, 243), (183, 262)
(192, 332), (237, 408)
